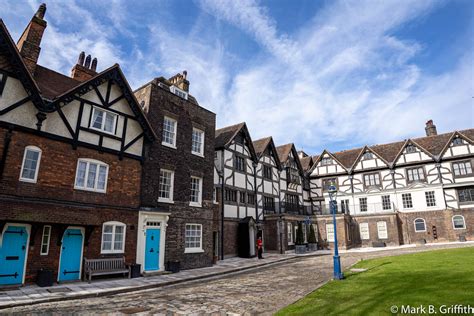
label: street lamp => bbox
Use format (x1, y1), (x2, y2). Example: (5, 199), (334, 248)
(328, 183), (344, 280)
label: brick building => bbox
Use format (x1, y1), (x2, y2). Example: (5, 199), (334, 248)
(135, 74), (217, 271)
(0, 6), (155, 285)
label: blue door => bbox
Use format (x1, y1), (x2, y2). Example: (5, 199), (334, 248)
(144, 228), (160, 271)
(0, 226), (29, 285)
(58, 228), (83, 282)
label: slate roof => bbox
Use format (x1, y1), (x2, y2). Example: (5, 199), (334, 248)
(300, 156), (313, 172)
(253, 137), (272, 156)
(215, 122), (245, 149)
(34, 65), (81, 100)
(275, 143), (294, 163)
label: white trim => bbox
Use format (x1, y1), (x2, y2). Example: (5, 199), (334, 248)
(162, 116), (177, 148)
(377, 221), (388, 239)
(170, 85), (188, 100)
(452, 215), (466, 230)
(184, 223), (203, 253)
(74, 158), (109, 193)
(40, 225), (52, 255)
(137, 211), (170, 273)
(90, 106), (118, 135)
(287, 222), (294, 245)
(100, 221), (126, 254)
(57, 226), (85, 283)
(359, 222), (370, 240)
(414, 218), (427, 232)
(158, 169), (174, 203)
(191, 127), (205, 157)
(19, 145), (42, 183)
(189, 176), (203, 207)
(0, 223), (31, 285)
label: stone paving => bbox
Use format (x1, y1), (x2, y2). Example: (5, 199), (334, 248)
(2, 242), (472, 315)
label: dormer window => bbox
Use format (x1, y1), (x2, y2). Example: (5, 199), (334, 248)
(452, 137), (463, 146)
(405, 145), (416, 153)
(90, 107), (117, 135)
(321, 157), (332, 166)
(170, 85), (188, 100)
(363, 152), (373, 159)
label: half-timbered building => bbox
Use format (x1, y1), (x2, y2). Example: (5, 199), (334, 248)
(0, 6), (155, 285)
(309, 121), (474, 249)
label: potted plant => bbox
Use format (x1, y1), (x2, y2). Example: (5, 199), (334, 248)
(307, 224), (318, 251)
(295, 222), (306, 254)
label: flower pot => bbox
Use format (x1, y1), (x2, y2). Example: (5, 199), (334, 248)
(308, 243), (318, 252)
(295, 245), (306, 254)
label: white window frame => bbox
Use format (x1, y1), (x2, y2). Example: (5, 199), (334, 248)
(359, 222), (369, 240)
(19, 145), (42, 183)
(191, 128), (205, 157)
(190, 176), (203, 207)
(40, 225), (51, 255)
(287, 223), (293, 245)
(414, 218), (426, 232)
(377, 221), (388, 239)
(452, 215), (466, 230)
(101, 221), (126, 254)
(425, 191), (436, 207)
(320, 157), (332, 166)
(90, 107), (118, 135)
(162, 116), (177, 149)
(158, 169), (174, 203)
(74, 159), (109, 193)
(402, 193), (413, 209)
(170, 85), (188, 100)
(363, 152), (373, 159)
(184, 223), (203, 253)
(326, 223), (334, 242)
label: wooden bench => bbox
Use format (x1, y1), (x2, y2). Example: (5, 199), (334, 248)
(83, 257), (130, 283)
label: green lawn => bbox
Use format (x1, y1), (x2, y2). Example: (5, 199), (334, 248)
(277, 247), (474, 315)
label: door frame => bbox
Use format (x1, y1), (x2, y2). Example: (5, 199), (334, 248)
(0, 223), (31, 285)
(57, 226), (85, 282)
(137, 211), (170, 273)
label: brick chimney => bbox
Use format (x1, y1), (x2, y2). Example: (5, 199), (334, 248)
(425, 120), (437, 136)
(17, 3), (47, 74)
(71, 52), (98, 82)
(168, 70), (189, 92)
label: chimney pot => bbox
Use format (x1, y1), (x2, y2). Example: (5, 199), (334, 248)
(35, 3), (47, 19)
(183, 70), (187, 79)
(78, 51), (85, 66)
(91, 58), (98, 71)
(425, 119), (437, 136)
(84, 55), (91, 68)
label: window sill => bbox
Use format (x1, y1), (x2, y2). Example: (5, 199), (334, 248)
(101, 251), (125, 254)
(453, 227), (466, 230)
(74, 186), (107, 194)
(162, 142), (177, 150)
(19, 178), (37, 183)
(184, 248), (204, 254)
(189, 202), (202, 208)
(191, 152), (205, 158)
(158, 198), (174, 204)
(90, 126), (116, 136)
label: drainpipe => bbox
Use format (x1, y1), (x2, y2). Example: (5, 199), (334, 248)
(0, 127), (13, 179)
(278, 168), (283, 254)
(253, 161), (258, 223)
(220, 150), (225, 261)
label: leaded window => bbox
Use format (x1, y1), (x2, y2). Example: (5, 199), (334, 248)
(364, 173), (380, 187)
(402, 193), (413, 209)
(425, 191), (436, 207)
(453, 161), (473, 176)
(407, 167), (425, 182)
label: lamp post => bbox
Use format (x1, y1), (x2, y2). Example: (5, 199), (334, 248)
(328, 184), (343, 280)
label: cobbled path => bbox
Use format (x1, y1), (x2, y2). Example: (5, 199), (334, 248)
(3, 243), (472, 315)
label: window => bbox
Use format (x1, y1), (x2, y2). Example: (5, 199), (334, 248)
(414, 218), (426, 232)
(341, 199), (350, 214)
(234, 155), (246, 172)
(247, 193), (255, 205)
(363, 152), (373, 159)
(322, 178), (337, 191)
(425, 191), (436, 207)
(359, 223), (369, 240)
(159, 169), (174, 202)
(364, 173), (380, 187)
(405, 145), (416, 153)
(40, 225), (51, 255)
(287, 223), (293, 245)
(359, 198), (368, 212)
(75, 159), (108, 193)
(90, 107), (117, 134)
(402, 193), (413, 209)
(320, 157), (332, 166)
(453, 161), (473, 176)
(171, 85), (188, 100)
(458, 187), (474, 203)
(287, 167), (300, 184)
(191, 128), (204, 156)
(377, 221), (388, 239)
(239, 191), (246, 204)
(101, 222), (126, 254)
(185, 224), (203, 253)
(326, 224), (334, 242)
(225, 188), (237, 202)
(19, 146), (42, 183)
(263, 196), (275, 212)
(452, 137), (463, 146)
(263, 165), (272, 180)
(286, 194), (299, 212)
(452, 215), (466, 229)
(407, 167), (425, 182)
(162, 116), (177, 147)
(190, 177), (202, 206)
(381, 195), (391, 210)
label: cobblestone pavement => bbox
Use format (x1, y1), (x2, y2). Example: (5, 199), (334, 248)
(3, 243), (473, 315)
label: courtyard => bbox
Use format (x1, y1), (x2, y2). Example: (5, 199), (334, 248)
(2, 243), (472, 315)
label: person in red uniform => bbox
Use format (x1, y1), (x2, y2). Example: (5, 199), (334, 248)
(257, 236), (264, 259)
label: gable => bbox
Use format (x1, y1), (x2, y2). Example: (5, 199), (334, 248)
(311, 151), (346, 176)
(441, 133), (474, 159)
(394, 141), (433, 165)
(353, 147), (388, 171)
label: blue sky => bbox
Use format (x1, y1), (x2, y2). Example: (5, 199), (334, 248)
(1, 0), (473, 155)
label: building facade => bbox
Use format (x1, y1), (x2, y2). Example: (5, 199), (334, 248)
(0, 6), (154, 286)
(135, 74), (217, 271)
